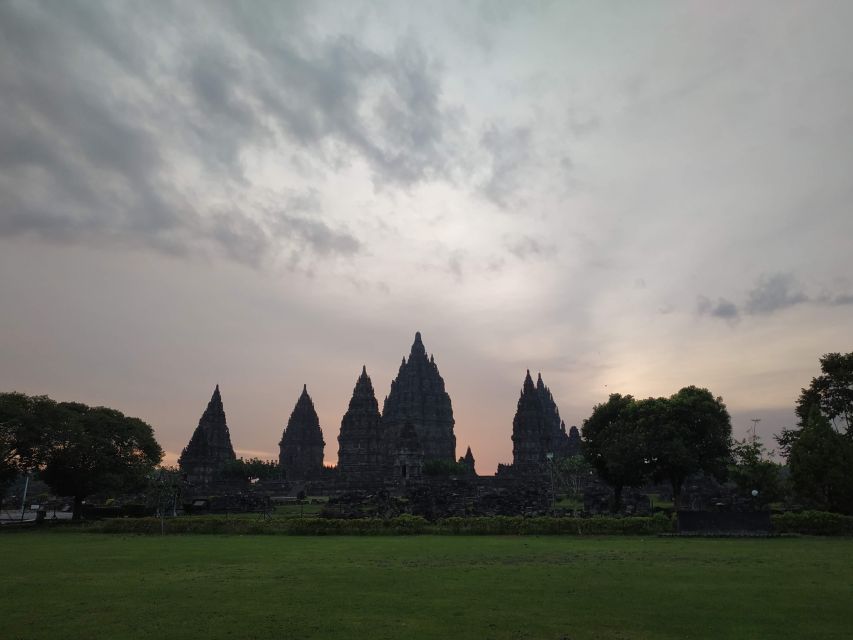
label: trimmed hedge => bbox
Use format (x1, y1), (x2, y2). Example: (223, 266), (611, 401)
(771, 511), (853, 536)
(84, 514), (674, 536)
(77, 511), (853, 536)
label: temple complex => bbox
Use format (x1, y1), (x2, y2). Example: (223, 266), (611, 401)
(337, 366), (385, 483)
(381, 332), (456, 465)
(279, 385), (325, 480)
(177, 334), (581, 489)
(178, 385), (237, 485)
(511, 371), (570, 474)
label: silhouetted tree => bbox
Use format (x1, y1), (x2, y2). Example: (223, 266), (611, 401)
(779, 352), (853, 456)
(0, 393), (163, 519)
(0, 393), (64, 510)
(788, 406), (853, 514)
(729, 436), (783, 505)
(645, 386), (732, 508)
(582, 394), (649, 511)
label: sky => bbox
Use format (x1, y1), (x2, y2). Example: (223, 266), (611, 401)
(1, 0), (851, 473)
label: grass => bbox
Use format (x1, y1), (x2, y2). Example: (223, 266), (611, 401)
(1, 533), (851, 639)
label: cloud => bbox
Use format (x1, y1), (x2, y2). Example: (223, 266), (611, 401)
(0, 1), (467, 266)
(816, 292), (853, 307)
(697, 296), (740, 321)
(506, 235), (557, 261)
(698, 272), (853, 321)
(744, 273), (808, 315)
(480, 124), (533, 207)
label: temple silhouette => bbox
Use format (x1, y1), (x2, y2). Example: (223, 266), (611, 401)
(179, 332), (579, 487)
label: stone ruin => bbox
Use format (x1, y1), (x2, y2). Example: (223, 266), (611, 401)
(336, 366), (385, 483)
(381, 331), (456, 465)
(279, 385), (326, 481)
(177, 332), (589, 508)
(178, 385), (237, 485)
(510, 371), (575, 476)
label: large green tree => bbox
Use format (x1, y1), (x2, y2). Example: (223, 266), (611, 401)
(0, 393), (64, 508)
(788, 406), (853, 514)
(645, 386), (732, 507)
(779, 352), (853, 456)
(41, 402), (163, 518)
(0, 392), (163, 519)
(729, 436), (784, 505)
(582, 394), (649, 511)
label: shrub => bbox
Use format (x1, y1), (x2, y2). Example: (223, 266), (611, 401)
(772, 510), (853, 535)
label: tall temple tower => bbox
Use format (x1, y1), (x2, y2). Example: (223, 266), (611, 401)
(382, 332), (456, 464)
(279, 385), (325, 480)
(511, 371), (567, 474)
(536, 373), (570, 456)
(511, 371), (549, 473)
(337, 366), (385, 482)
(178, 385), (237, 485)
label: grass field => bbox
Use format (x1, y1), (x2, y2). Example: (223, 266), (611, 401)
(1, 533), (851, 639)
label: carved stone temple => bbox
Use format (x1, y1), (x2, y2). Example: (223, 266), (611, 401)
(336, 366), (385, 483)
(279, 385), (325, 480)
(381, 332), (456, 466)
(178, 385), (237, 485)
(511, 371), (571, 474)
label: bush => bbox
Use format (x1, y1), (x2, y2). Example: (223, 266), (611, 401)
(85, 514), (674, 536)
(772, 510), (853, 536)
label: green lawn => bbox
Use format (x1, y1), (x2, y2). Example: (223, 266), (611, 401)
(1, 533), (851, 639)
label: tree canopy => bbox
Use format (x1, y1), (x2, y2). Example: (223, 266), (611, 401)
(794, 352), (853, 433)
(581, 394), (649, 510)
(582, 387), (732, 510)
(729, 436), (783, 505)
(778, 351), (853, 457)
(645, 386), (732, 505)
(788, 406), (853, 514)
(0, 392), (163, 518)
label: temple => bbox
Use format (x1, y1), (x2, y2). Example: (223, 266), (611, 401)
(279, 385), (325, 480)
(337, 366), (385, 483)
(458, 446), (477, 476)
(178, 385), (237, 485)
(511, 371), (570, 474)
(381, 332), (456, 465)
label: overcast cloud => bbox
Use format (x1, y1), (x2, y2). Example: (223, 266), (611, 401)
(2, 0), (852, 471)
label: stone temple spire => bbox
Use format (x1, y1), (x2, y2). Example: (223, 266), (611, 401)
(511, 370), (558, 474)
(279, 385), (325, 480)
(382, 331), (456, 464)
(337, 366), (384, 482)
(179, 385), (237, 485)
(536, 372), (567, 455)
(458, 445), (477, 476)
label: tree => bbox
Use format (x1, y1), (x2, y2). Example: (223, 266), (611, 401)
(147, 467), (183, 534)
(779, 352), (853, 456)
(582, 394), (649, 511)
(788, 406), (853, 514)
(0, 393), (164, 519)
(729, 436), (783, 505)
(644, 386), (732, 508)
(0, 393), (63, 509)
(558, 454), (593, 498)
(223, 457), (281, 482)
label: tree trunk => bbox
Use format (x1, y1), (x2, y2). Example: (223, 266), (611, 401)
(72, 495), (84, 520)
(612, 485), (623, 513)
(671, 478), (682, 511)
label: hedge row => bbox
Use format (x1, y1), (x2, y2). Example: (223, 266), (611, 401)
(771, 510), (853, 536)
(79, 511), (853, 536)
(85, 513), (675, 536)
